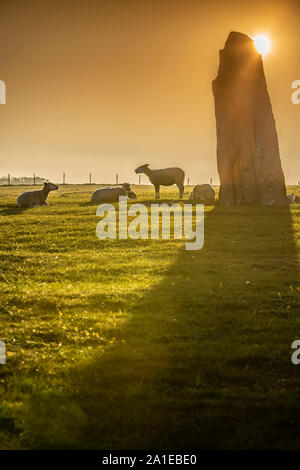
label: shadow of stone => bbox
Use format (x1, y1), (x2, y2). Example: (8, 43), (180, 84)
(24, 205), (300, 449)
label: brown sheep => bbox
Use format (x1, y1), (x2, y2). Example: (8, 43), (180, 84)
(135, 164), (185, 199)
(17, 182), (58, 208)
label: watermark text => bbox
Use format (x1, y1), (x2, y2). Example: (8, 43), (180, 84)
(292, 80), (300, 104)
(0, 340), (6, 365)
(0, 80), (6, 104)
(96, 197), (204, 251)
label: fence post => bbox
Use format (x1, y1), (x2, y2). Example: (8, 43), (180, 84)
(8, 173), (10, 185)
(89, 173), (92, 185)
(63, 173), (65, 185)
(116, 174), (118, 185)
(33, 173), (36, 185)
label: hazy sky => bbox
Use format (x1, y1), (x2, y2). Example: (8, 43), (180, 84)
(0, 0), (299, 184)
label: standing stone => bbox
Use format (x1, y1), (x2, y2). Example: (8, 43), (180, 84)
(212, 31), (287, 206)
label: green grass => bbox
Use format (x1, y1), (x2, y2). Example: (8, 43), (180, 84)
(0, 184), (300, 449)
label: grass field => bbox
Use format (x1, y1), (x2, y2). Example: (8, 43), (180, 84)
(0, 184), (300, 449)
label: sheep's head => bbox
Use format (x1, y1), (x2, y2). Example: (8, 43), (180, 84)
(128, 190), (137, 200)
(122, 183), (131, 193)
(44, 181), (59, 191)
(135, 164), (149, 174)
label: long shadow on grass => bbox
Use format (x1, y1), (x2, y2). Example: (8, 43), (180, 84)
(23, 205), (300, 449)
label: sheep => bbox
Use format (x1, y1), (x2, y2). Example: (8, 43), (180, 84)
(17, 181), (58, 208)
(135, 164), (185, 199)
(91, 183), (133, 204)
(127, 190), (138, 200)
(287, 193), (296, 204)
(189, 184), (216, 203)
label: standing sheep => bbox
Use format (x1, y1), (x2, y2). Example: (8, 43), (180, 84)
(135, 164), (185, 199)
(189, 184), (216, 203)
(91, 183), (133, 204)
(17, 182), (58, 208)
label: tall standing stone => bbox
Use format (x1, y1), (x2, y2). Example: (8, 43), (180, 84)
(212, 32), (287, 205)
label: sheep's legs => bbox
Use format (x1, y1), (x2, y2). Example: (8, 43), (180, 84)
(177, 183), (184, 199)
(154, 185), (160, 199)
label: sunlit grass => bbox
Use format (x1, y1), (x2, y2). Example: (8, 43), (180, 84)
(0, 184), (299, 449)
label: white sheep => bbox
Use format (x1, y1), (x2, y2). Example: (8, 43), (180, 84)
(189, 184), (216, 203)
(135, 164), (185, 199)
(91, 183), (134, 204)
(17, 182), (58, 208)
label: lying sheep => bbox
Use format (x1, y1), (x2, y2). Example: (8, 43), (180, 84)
(189, 184), (215, 203)
(287, 194), (296, 204)
(91, 183), (133, 204)
(135, 164), (185, 199)
(17, 182), (58, 208)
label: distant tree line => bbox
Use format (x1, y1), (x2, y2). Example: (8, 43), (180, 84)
(0, 175), (45, 185)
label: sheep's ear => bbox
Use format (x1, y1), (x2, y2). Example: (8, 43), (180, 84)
(145, 163), (149, 167)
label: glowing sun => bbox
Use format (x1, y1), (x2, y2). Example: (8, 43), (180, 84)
(254, 35), (271, 56)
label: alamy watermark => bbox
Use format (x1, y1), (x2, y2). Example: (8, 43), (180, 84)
(0, 80), (6, 104)
(291, 340), (300, 365)
(96, 197), (204, 250)
(0, 340), (6, 365)
(292, 80), (300, 104)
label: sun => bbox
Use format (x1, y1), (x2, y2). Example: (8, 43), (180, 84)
(253, 35), (271, 56)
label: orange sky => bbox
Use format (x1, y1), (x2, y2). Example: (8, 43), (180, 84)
(0, 0), (299, 184)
